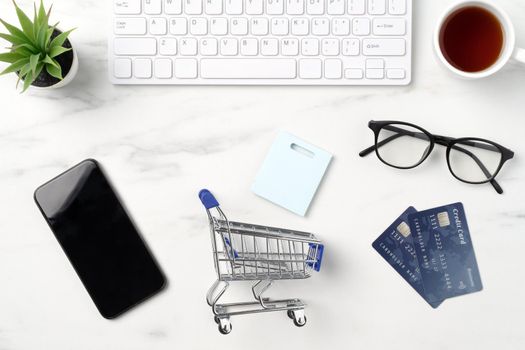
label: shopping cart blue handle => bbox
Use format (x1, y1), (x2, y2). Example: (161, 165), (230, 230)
(199, 189), (220, 209)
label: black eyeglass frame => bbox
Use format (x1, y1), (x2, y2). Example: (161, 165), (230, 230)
(359, 120), (515, 194)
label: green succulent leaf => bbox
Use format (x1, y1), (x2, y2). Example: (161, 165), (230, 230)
(42, 54), (58, 68)
(32, 2), (38, 37)
(11, 42), (39, 54)
(29, 53), (40, 75)
(46, 24), (56, 44)
(36, 23), (48, 49)
(0, 51), (24, 63)
(0, 57), (29, 75)
(49, 28), (74, 49)
(48, 45), (70, 58)
(45, 60), (62, 79)
(0, 32), (21, 45)
(13, 0), (35, 42)
(18, 61), (32, 79)
(22, 69), (35, 92)
(0, 18), (32, 44)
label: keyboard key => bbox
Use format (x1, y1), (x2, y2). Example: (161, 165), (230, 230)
(312, 18), (329, 35)
(175, 58), (198, 78)
(372, 18), (406, 35)
(225, 0), (243, 15)
(389, 0), (406, 15)
(150, 18), (167, 35)
(353, 18), (370, 36)
(366, 58), (384, 69)
(345, 68), (363, 79)
(246, 0), (264, 15)
(165, 0), (182, 14)
(144, 0), (162, 14)
(327, 0), (344, 15)
(134, 58), (152, 78)
(185, 0), (203, 14)
(220, 38), (238, 55)
(301, 38), (319, 55)
(266, 0), (284, 15)
(363, 38), (405, 55)
(348, 0), (365, 14)
(342, 38), (360, 55)
(368, 0), (386, 15)
(201, 58), (296, 78)
(271, 18), (289, 36)
(211, 17), (228, 35)
(114, 58), (132, 78)
(190, 17), (208, 35)
(205, 0), (222, 14)
(180, 37), (198, 55)
(251, 18), (269, 35)
(240, 38), (258, 55)
(307, 0), (324, 15)
(299, 58), (321, 78)
(291, 18), (309, 35)
(332, 18), (350, 35)
(387, 68), (405, 79)
(321, 38), (339, 56)
(114, 38), (157, 55)
(159, 38), (178, 55)
(200, 38), (218, 55)
(155, 58), (173, 78)
(366, 68), (384, 79)
(114, 0), (141, 14)
(281, 38), (299, 55)
(287, 0), (304, 15)
(261, 38), (279, 55)
(231, 17), (249, 35)
(114, 18), (147, 35)
(170, 18), (188, 35)
(324, 58), (341, 78)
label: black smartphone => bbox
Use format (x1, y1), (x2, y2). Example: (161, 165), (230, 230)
(34, 159), (166, 319)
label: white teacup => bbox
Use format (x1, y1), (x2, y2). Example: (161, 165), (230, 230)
(434, 0), (525, 79)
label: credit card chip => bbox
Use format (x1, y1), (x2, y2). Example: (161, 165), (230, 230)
(437, 211), (450, 227)
(396, 221), (411, 237)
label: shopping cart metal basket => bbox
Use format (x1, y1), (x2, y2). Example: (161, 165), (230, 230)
(199, 189), (324, 334)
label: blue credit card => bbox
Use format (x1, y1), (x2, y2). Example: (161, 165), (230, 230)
(408, 203), (483, 303)
(373, 207), (443, 308)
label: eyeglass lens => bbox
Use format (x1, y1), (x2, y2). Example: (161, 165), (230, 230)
(376, 124), (432, 168)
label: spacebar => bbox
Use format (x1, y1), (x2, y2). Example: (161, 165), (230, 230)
(201, 59), (296, 79)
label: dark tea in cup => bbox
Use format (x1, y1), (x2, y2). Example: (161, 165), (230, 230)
(439, 6), (504, 73)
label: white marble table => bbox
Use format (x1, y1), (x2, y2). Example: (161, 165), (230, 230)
(1, 0), (525, 349)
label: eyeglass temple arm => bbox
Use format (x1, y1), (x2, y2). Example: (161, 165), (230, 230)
(359, 126), (428, 157)
(359, 126), (504, 194)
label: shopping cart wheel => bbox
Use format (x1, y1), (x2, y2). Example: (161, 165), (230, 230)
(218, 318), (232, 335)
(289, 310), (307, 327)
(293, 316), (307, 327)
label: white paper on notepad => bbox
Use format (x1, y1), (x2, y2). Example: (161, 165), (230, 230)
(252, 131), (332, 216)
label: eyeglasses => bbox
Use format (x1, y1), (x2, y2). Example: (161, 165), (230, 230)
(359, 120), (515, 194)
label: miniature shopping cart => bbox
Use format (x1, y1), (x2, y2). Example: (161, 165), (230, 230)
(199, 189), (324, 335)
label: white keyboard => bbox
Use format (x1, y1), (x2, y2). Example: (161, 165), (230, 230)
(109, 0), (412, 85)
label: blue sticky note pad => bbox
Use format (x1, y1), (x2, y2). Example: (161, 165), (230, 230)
(408, 203), (483, 303)
(252, 131), (332, 216)
(373, 207), (443, 308)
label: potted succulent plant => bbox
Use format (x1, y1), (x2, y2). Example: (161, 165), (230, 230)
(0, 0), (77, 92)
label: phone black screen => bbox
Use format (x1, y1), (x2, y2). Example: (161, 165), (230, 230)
(34, 159), (165, 319)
